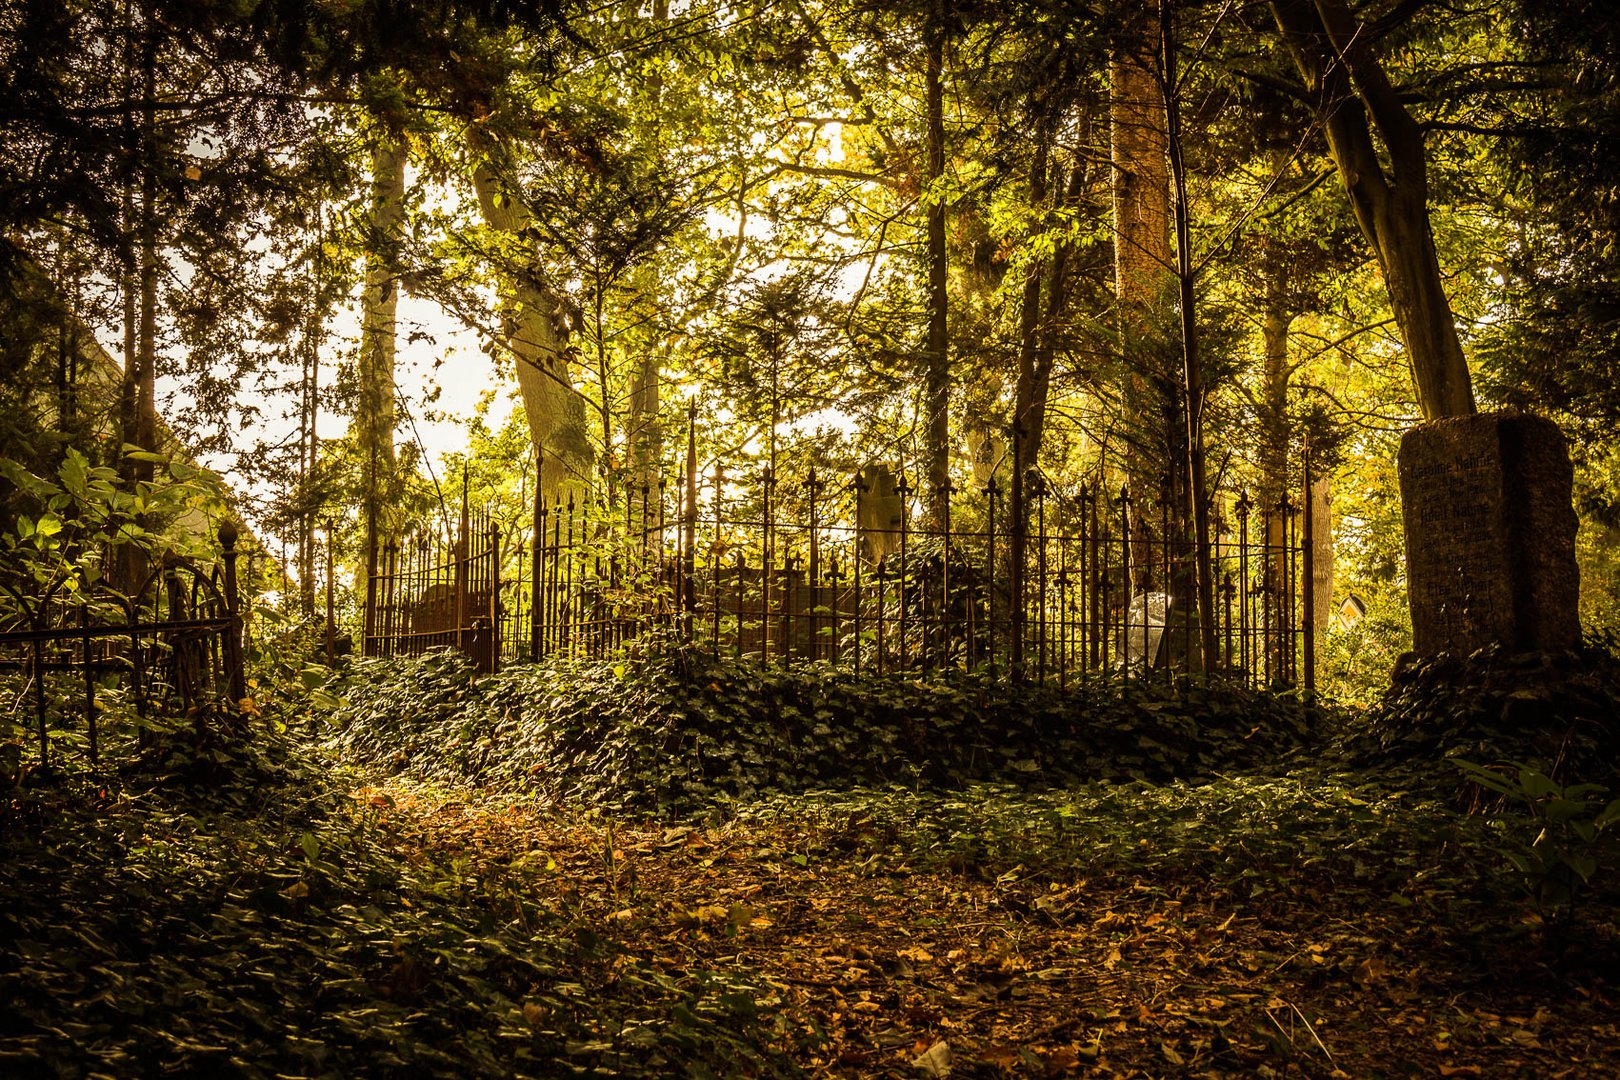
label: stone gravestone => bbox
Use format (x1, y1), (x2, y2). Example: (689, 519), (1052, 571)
(856, 463), (905, 566)
(1397, 411), (1581, 655)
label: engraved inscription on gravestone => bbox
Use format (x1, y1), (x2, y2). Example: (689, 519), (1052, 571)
(1397, 412), (1580, 655)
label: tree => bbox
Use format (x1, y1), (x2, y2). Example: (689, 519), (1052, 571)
(355, 128), (408, 589)
(467, 128), (597, 498)
(1268, 0), (1476, 420)
(1161, 0), (1217, 670)
(922, 0), (951, 522)
(1480, 0), (1620, 428)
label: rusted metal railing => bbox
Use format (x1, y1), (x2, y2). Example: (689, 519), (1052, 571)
(0, 526), (246, 768)
(366, 433), (1317, 690)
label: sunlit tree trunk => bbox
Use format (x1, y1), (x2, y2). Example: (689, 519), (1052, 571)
(1111, 55), (1171, 318)
(1110, 36), (1174, 592)
(469, 132), (595, 499)
(356, 134), (404, 592)
(627, 339), (664, 495)
(1259, 243), (1293, 671)
(626, 0), (670, 497)
(922, 0), (950, 524)
(1269, 0), (1475, 419)
(1310, 473), (1334, 651)
(1258, 239), (1334, 667)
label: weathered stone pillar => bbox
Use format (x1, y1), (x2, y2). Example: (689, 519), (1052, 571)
(1397, 412), (1581, 655)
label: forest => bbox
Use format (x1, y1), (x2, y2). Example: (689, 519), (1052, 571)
(3, 0), (1620, 1075)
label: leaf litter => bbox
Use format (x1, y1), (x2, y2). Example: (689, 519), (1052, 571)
(6, 646), (1620, 1076)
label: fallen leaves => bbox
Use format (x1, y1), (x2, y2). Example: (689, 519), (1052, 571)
(910, 1038), (951, 1076)
(13, 748), (1620, 1079)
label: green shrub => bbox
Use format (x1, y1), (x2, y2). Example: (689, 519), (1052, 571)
(326, 647), (1323, 817)
(1340, 644), (1620, 786)
(1455, 759), (1620, 919)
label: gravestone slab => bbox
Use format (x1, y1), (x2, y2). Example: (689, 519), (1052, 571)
(856, 463), (905, 566)
(1397, 412), (1580, 655)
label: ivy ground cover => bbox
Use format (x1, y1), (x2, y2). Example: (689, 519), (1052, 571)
(3, 650), (1619, 1076)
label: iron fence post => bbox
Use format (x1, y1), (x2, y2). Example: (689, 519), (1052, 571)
(219, 521), (246, 704)
(1302, 438), (1316, 694)
(897, 473), (910, 669)
(939, 480), (953, 671)
(1120, 484), (1131, 676)
(489, 520), (501, 675)
(80, 602), (96, 764)
(683, 404), (698, 642)
(713, 462), (725, 650)
(1034, 469), (1048, 682)
(852, 472), (865, 675)
(532, 447), (543, 660)
(985, 477), (999, 667)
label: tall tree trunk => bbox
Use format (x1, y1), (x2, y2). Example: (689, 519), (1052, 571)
(357, 133), (404, 598)
(1310, 472), (1334, 651)
(627, 339), (664, 496)
(469, 132), (595, 499)
(922, 1), (950, 523)
(134, 40), (157, 473)
(626, 0), (671, 497)
(1110, 35), (1174, 592)
(121, 15), (158, 481)
(1162, 0), (1215, 670)
(116, 10), (157, 594)
(1260, 241), (1294, 672)
(298, 233), (322, 616)
(1269, 0), (1475, 419)
(1111, 55), (1172, 314)
(1008, 129), (1050, 670)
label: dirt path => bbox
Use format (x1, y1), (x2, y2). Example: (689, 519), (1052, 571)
(362, 781), (1620, 1078)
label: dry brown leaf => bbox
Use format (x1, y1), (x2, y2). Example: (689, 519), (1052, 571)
(1353, 956), (1387, 987)
(911, 1038), (952, 1077)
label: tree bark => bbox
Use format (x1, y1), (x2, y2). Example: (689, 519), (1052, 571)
(626, 0), (671, 497)
(1008, 130), (1050, 670)
(121, 18), (158, 484)
(1269, 0), (1476, 419)
(116, 13), (157, 593)
(469, 132), (595, 500)
(1162, 0), (1216, 671)
(923, 2), (950, 523)
(1110, 53), (1172, 316)
(357, 133), (404, 591)
(1260, 238), (1291, 585)
(1259, 240), (1294, 672)
(1310, 472), (1334, 648)
(1110, 36), (1174, 591)
(627, 339), (663, 495)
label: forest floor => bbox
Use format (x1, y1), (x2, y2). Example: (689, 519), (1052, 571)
(4, 729), (1619, 1078)
(369, 779), (1620, 1078)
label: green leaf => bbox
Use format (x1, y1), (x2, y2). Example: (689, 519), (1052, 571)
(1595, 799), (1620, 830)
(123, 450), (169, 465)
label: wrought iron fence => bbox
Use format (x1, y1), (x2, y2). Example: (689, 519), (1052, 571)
(0, 527), (246, 768)
(515, 472), (1315, 690)
(363, 503), (502, 674)
(367, 431), (1318, 691)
